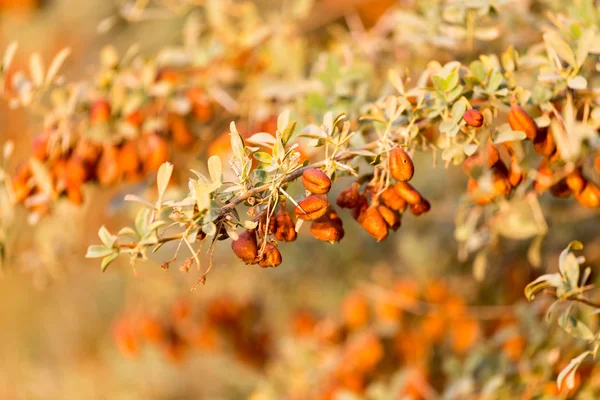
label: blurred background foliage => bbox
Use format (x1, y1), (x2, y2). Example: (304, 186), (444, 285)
(0, 0), (600, 399)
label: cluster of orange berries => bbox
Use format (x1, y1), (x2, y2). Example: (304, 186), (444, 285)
(230, 154), (430, 267)
(337, 147), (430, 241)
(113, 296), (271, 367)
(10, 88), (214, 215)
(463, 104), (600, 208)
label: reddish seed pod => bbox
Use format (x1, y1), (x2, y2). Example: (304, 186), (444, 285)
(377, 205), (401, 230)
(566, 169), (586, 194)
(576, 182), (600, 208)
(168, 113), (195, 148)
(389, 147), (415, 182)
(508, 157), (526, 188)
(533, 127), (556, 158)
(394, 182), (423, 205)
(467, 178), (495, 206)
(492, 162), (512, 196)
(231, 230), (259, 264)
(90, 99), (111, 124)
(337, 182), (360, 209)
(294, 194), (330, 221)
(533, 162), (553, 194)
(359, 206), (389, 241)
(119, 140), (141, 179)
(410, 199), (431, 216)
(508, 104), (538, 140)
(74, 138), (103, 167)
(259, 212), (277, 237)
(595, 154), (600, 173)
(96, 145), (122, 186)
(351, 194), (369, 221)
(143, 134), (171, 172)
(302, 168), (331, 194)
(64, 156), (89, 189)
(463, 109), (484, 127)
(258, 243), (282, 268)
(379, 187), (407, 212)
(310, 212), (345, 243)
(274, 207), (297, 242)
(550, 179), (572, 198)
(67, 186), (84, 205)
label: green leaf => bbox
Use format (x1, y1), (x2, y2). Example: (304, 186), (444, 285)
(208, 155), (222, 184)
(101, 253), (119, 272)
(470, 60), (487, 83)
(524, 273), (562, 300)
(567, 76), (587, 90)
(156, 162), (173, 202)
(118, 227), (139, 239)
(544, 31), (576, 67)
(230, 122), (245, 160)
(86, 245), (114, 258)
(98, 226), (116, 248)
(557, 351), (591, 390)
(558, 306), (595, 341)
(277, 109), (290, 133)
(254, 152), (273, 164)
(202, 221), (217, 236)
(281, 121), (297, 145)
(576, 28), (594, 68)
(486, 72), (503, 93)
(495, 130), (526, 144)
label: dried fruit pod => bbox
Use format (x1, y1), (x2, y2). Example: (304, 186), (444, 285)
(533, 127), (556, 158)
(379, 187), (407, 212)
(67, 186), (84, 205)
(259, 212), (277, 237)
(64, 156), (89, 189)
(595, 154), (600, 173)
(389, 147), (414, 182)
(463, 109), (484, 127)
(342, 292), (369, 330)
(377, 205), (401, 230)
(302, 168), (331, 194)
(119, 141), (141, 180)
(550, 179), (572, 198)
(74, 138), (103, 167)
(566, 169), (586, 194)
(168, 113), (195, 148)
(142, 134), (170, 173)
(294, 194), (330, 221)
(467, 178), (495, 206)
(187, 88), (212, 122)
(533, 161), (553, 194)
(351, 193), (369, 221)
(575, 182), (600, 208)
(508, 157), (526, 188)
(96, 145), (122, 186)
(508, 104), (538, 140)
(274, 207), (297, 242)
(337, 182), (360, 209)
(492, 162), (512, 196)
(410, 199), (431, 216)
(231, 230), (259, 264)
(258, 243), (282, 268)
(358, 206), (389, 241)
(310, 211), (345, 243)
(394, 182), (423, 205)
(90, 99), (111, 124)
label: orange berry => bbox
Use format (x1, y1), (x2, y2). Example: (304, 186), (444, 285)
(566, 168), (586, 194)
(294, 194), (330, 221)
(394, 182), (423, 204)
(358, 206), (389, 241)
(310, 210), (345, 243)
(389, 147), (414, 182)
(258, 243), (282, 268)
(508, 104), (538, 140)
(302, 168), (331, 194)
(96, 145), (122, 186)
(575, 182), (600, 208)
(231, 230), (259, 264)
(342, 292), (369, 329)
(377, 204), (401, 230)
(30, 134), (48, 161)
(410, 198), (431, 216)
(379, 186), (407, 212)
(337, 182), (360, 209)
(143, 134), (170, 172)
(274, 207), (297, 242)
(90, 99), (111, 124)
(168, 113), (195, 148)
(463, 109), (484, 127)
